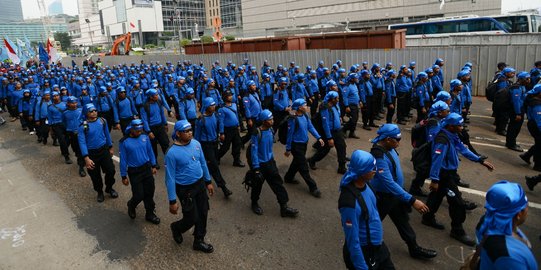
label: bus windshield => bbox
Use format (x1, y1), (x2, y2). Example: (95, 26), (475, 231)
(494, 15), (529, 32)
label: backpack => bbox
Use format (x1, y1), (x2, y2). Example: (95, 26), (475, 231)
(411, 118), (439, 148)
(277, 113), (304, 145)
(411, 131), (449, 173)
(493, 84), (519, 113)
(370, 145), (397, 179)
(485, 79), (499, 102)
(245, 127), (264, 170)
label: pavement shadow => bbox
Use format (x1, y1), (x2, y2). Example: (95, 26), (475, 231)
(76, 207), (146, 261)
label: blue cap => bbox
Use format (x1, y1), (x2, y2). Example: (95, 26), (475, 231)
(130, 119), (144, 130)
(99, 86), (107, 93)
(442, 113), (464, 127)
(386, 69), (396, 77)
(296, 73), (305, 80)
(434, 91), (451, 102)
(306, 65), (312, 70)
(517, 71), (530, 79)
(279, 77), (288, 84)
(430, 100), (449, 113)
(409, 61), (416, 66)
(262, 73), (270, 79)
(425, 68), (433, 73)
(323, 67), (329, 72)
(202, 97), (216, 111)
(502, 67), (516, 74)
(118, 86), (126, 92)
(185, 87), (194, 94)
(360, 70), (370, 76)
(146, 89), (158, 96)
(257, 109), (273, 122)
(432, 64), (440, 70)
(457, 70), (469, 78)
(67, 96), (78, 103)
(371, 124), (401, 143)
(173, 120), (192, 139)
(324, 91), (339, 103)
(464, 62), (473, 68)
(399, 65), (407, 70)
(435, 58), (444, 65)
(319, 60), (324, 65)
(371, 63), (380, 69)
(417, 72), (428, 79)
(52, 91), (60, 96)
(326, 80), (337, 87)
(85, 103), (96, 113)
(292, 98), (307, 110)
(450, 79), (463, 89)
(43, 90), (51, 95)
(23, 89), (30, 94)
(347, 73), (358, 81)
(338, 68), (346, 73)
(339, 150), (376, 187)
(247, 80), (256, 87)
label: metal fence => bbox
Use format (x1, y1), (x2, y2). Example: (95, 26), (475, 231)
(65, 45), (541, 96)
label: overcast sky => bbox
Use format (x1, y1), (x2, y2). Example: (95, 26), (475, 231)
(21, 0), (541, 19)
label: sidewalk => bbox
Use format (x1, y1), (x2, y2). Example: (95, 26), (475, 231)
(0, 146), (127, 269)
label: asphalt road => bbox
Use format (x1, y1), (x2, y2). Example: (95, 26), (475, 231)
(0, 96), (539, 270)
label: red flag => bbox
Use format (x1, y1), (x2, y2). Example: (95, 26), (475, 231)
(3, 38), (20, 64)
(47, 38), (53, 53)
(130, 22), (136, 28)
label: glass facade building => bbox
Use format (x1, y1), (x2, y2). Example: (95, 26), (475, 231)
(161, 0), (206, 39)
(1, 0), (24, 22)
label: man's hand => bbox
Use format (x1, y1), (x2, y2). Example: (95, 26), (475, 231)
(388, 104), (395, 110)
(481, 160), (495, 171)
(219, 134), (225, 142)
(122, 177), (129, 186)
(318, 138), (324, 147)
(168, 111), (174, 117)
(164, 125), (169, 132)
(206, 183), (215, 196)
(149, 132), (155, 140)
(169, 202), (179, 214)
(85, 157), (95, 170)
(429, 182), (439, 192)
(247, 119), (253, 128)
(515, 115), (522, 122)
(328, 138), (335, 147)
(152, 167), (157, 174)
(114, 124), (120, 130)
(345, 107), (351, 114)
(422, 107), (427, 114)
(109, 147), (114, 156)
(284, 151), (291, 157)
(412, 199), (429, 214)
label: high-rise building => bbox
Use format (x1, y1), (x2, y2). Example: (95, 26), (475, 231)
(1, 0), (24, 22)
(48, 0), (64, 16)
(241, 0), (504, 37)
(161, 0), (206, 40)
(78, 0), (99, 17)
(205, 0), (242, 37)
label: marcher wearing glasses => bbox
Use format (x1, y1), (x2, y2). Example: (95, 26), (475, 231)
(165, 120), (215, 253)
(78, 103), (118, 203)
(369, 124), (437, 260)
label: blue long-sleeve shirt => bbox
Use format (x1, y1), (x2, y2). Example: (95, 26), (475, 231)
(243, 93), (262, 119)
(359, 79), (373, 97)
(259, 82), (273, 99)
(321, 104), (341, 139)
(94, 94), (119, 123)
(18, 97), (34, 113)
(273, 89), (289, 112)
(429, 130), (481, 181)
(47, 102), (67, 124)
(285, 114), (320, 151)
(195, 114), (220, 142)
(34, 98), (51, 120)
(460, 82), (472, 103)
(343, 83), (362, 106)
(477, 229), (537, 270)
(217, 103), (240, 129)
(115, 97), (138, 119)
(370, 75), (384, 90)
(450, 93), (463, 114)
(384, 79), (396, 104)
(78, 118), (113, 157)
(140, 101), (167, 132)
(179, 98), (197, 120)
(431, 76), (444, 93)
(292, 83), (310, 100)
(164, 140), (211, 201)
(119, 134), (156, 177)
(415, 83), (430, 108)
(62, 108), (82, 132)
(339, 184), (383, 270)
(526, 100), (541, 130)
(370, 147), (414, 204)
(509, 85), (526, 115)
(250, 128), (274, 169)
(396, 76), (410, 93)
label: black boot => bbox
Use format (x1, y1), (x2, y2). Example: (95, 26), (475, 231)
(337, 164), (347, 174)
(280, 203), (299, 218)
(193, 238), (214, 253)
(409, 245), (437, 259)
(127, 201), (136, 219)
(145, 211), (160, 225)
(64, 155), (73, 164)
(526, 175), (540, 191)
(251, 202), (263, 215)
(221, 186), (233, 198)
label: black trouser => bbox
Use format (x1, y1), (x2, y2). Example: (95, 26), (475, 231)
(416, 105), (428, 123)
(386, 98), (396, 124)
(150, 125), (170, 162)
(494, 109), (509, 133)
(50, 123), (70, 157)
(410, 170), (428, 193)
(458, 129), (480, 156)
(423, 169), (466, 231)
(119, 117), (134, 135)
(345, 105), (359, 134)
(20, 111), (34, 131)
(262, 96), (273, 110)
(284, 142), (318, 191)
(506, 113), (524, 147)
(200, 141), (227, 188)
(343, 242), (395, 270)
(65, 131), (85, 167)
(362, 96), (373, 126)
(310, 94), (320, 116)
(171, 179), (209, 240)
(377, 193), (417, 248)
(218, 126), (242, 162)
(310, 129), (347, 168)
(462, 101), (471, 120)
(127, 163), (156, 214)
(87, 146), (116, 193)
(374, 88), (384, 115)
(36, 119), (49, 141)
(251, 159), (289, 205)
(406, 92), (413, 116)
(527, 120), (541, 170)
(98, 110), (114, 131)
(396, 92), (408, 121)
(166, 96), (180, 120)
(241, 117), (257, 145)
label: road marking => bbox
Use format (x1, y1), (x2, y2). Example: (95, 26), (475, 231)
(7, 179), (13, 186)
(112, 155), (120, 163)
(473, 136), (533, 147)
(470, 141), (506, 149)
(15, 201), (40, 213)
(469, 114), (493, 119)
(424, 180), (541, 210)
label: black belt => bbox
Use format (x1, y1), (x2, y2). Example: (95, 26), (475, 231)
(88, 145), (108, 155)
(128, 163), (151, 174)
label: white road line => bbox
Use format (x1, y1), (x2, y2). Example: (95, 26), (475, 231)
(469, 114), (493, 119)
(424, 180), (541, 210)
(470, 141), (507, 149)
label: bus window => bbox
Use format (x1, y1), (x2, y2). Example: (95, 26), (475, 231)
(532, 15), (541, 32)
(495, 16), (529, 33)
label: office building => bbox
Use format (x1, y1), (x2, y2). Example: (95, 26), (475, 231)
(1, 0), (24, 22)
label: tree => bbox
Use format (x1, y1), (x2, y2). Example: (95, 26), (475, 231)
(200, 35), (214, 44)
(224, 35), (235, 41)
(180, 39), (192, 47)
(53, 32), (72, 51)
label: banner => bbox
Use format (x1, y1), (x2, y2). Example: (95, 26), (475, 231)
(3, 37), (20, 64)
(38, 42), (49, 63)
(25, 37), (35, 57)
